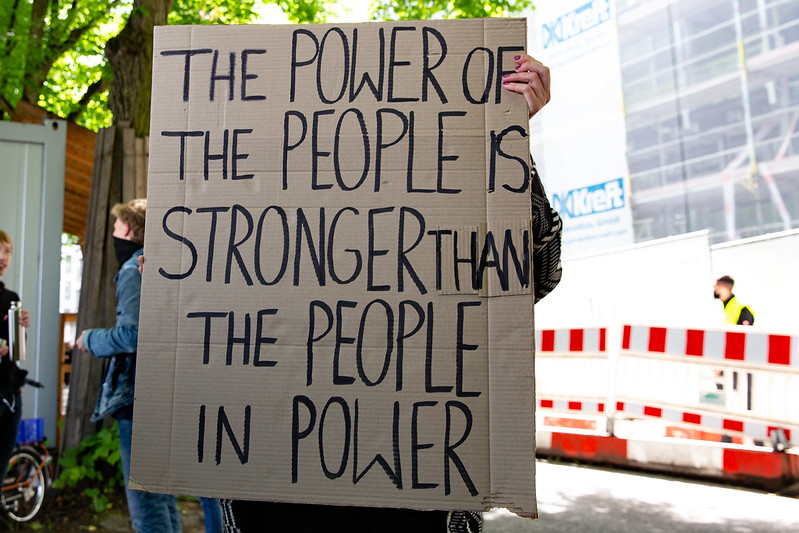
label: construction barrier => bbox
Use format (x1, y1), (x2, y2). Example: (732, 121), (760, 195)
(536, 430), (799, 491)
(536, 327), (609, 413)
(535, 325), (799, 489)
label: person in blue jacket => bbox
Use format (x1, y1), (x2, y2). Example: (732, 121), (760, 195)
(76, 199), (182, 533)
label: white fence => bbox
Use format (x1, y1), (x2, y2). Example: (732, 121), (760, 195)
(536, 325), (799, 446)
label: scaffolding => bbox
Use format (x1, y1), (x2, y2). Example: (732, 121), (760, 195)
(616, 0), (799, 243)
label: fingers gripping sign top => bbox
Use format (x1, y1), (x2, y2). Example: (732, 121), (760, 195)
(501, 54), (551, 119)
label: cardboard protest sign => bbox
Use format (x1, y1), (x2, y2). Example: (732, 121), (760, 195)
(131, 17), (536, 516)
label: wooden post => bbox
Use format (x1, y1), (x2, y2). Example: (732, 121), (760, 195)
(62, 126), (147, 450)
(57, 313), (77, 451)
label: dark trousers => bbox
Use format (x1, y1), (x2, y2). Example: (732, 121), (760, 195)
(221, 500), (449, 532)
(0, 393), (22, 482)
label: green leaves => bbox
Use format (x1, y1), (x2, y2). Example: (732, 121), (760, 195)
(168, 0), (259, 25)
(54, 422), (124, 514)
(2, 0), (533, 130)
(1, 0), (264, 129)
(371, 0), (531, 21)
(274, 0), (329, 23)
(0, 0), (128, 126)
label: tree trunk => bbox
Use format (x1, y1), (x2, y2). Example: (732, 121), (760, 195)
(106, 0), (172, 137)
(62, 0), (170, 450)
(63, 127), (122, 449)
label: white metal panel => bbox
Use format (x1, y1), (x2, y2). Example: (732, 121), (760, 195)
(534, 231), (716, 329)
(536, 355), (608, 401)
(0, 120), (67, 441)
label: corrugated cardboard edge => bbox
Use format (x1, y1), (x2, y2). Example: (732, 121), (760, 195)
(128, 477), (146, 492)
(128, 22), (191, 498)
(484, 17), (538, 519)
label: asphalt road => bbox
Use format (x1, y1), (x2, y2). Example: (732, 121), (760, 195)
(484, 459), (799, 533)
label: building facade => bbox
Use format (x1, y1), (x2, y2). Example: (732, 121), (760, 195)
(617, 0), (799, 243)
(529, 0), (799, 255)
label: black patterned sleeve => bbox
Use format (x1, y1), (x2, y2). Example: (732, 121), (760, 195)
(530, 158), (563, 303)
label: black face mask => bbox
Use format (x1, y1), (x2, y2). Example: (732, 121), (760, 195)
(713, 290), (720, 299)
(114, 237), (140, 266)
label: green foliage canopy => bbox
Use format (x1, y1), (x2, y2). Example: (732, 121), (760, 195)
(372, 0), (531, 21)
(274, 0), (328, 24)
(0, 0), (127, 128)
(168, 0), (259, 25)
(0, 0), (263, 129)
(1, 0), (530, 132)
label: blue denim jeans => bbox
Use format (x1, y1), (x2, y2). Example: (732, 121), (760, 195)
(199, 497), (223, 533)
(117, 417), (182, 533)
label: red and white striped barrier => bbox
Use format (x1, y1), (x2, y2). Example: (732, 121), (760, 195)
(536, 328), (611, 406)
(614, 401), (794, 443)
(535, 324), (799, 488)
(615, 324), (799, 443)
(621, 325), (799, 368)
(537, 429), (799, 491)
(537, 397), (797, 444)
(539, 398), (606, 414)
(536, 327), (607, 354)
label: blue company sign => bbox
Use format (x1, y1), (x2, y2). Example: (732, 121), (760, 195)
(542, 0), (611, 49)
(552, 178), (625, 218)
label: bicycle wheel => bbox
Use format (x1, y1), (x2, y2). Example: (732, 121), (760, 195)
(1, 448), (48, 522)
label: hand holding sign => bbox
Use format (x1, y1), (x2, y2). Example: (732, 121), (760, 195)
(501, 54), (551, 119)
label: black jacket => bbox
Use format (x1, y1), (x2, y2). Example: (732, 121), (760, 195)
(0, 282), (26, 403)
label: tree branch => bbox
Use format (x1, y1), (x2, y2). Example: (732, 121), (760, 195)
(67, 77), (111, 122)
(43, 0), (124, 77)
(30, 0), (47, 41)
(0, 0), (22, 56)
(0, 94), (15, 117)
(26, 11), (108, 100)
(59, 0), (81, 33)
(23, 0), (124, 103)
(50, 0), (61, 32)
(22, 0), (51, 101)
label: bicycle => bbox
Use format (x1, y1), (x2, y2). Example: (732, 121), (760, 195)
(0, 380), (53, 523)
(1, 439), (52, 523)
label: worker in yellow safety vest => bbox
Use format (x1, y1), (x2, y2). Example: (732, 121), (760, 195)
(713, 275), (755, 326)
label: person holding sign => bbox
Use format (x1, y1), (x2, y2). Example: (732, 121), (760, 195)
(502, 54), (562, 303)
(137, 28), (558, 525)
(203, 52), (560, 533)
(0, 229), (31, 483)
(76, 200), (182, 533)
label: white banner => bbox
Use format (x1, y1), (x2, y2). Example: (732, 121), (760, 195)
(528, 0), (634, 256)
